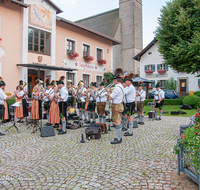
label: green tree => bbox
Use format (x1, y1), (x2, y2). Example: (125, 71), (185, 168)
(103, 72), (114, 86)
(165, 77), (177, 91)
(155, 0), (200, 74)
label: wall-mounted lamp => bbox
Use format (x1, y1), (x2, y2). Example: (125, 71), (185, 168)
(107, 49), (109, 53)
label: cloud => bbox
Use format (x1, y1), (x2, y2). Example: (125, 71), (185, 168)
(57, 0), (83, 5)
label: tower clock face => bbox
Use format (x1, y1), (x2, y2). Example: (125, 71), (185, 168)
(29, 4), (52, 31)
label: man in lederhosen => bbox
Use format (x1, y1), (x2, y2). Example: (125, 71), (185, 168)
(153, 82), (165, 120)
(124, 73), (136, 137)
(43, 79), (53, 126)
(121, 79), (128, 131)
(136, 81), (146, 125)
(57, 76), (68, 134)
(96, 82), (107, 124)
(106, 74), (124, 144)
(86, 82), (98, 124)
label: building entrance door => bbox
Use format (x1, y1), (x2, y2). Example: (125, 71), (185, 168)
(179, 79), (187, 93)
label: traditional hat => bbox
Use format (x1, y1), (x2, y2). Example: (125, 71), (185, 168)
(156, 82), (161, 88)
(35, 79), (40, 85)
(51, 80), (55, 86)
(45, 78), (51, 86)
(19, 80), (23, 85)
(113, 75), (122, 80)
(0, 77), (5, 87)
(92, 82), (97, 87)
(125, 73), (135, 81)
(100, 82), (105, 86)
(138, 81), (143, 87)
(57, 76), (65, 85)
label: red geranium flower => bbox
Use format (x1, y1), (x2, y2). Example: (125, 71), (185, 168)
(180, 134), (185, 139)
(195, 126), (198, 128)
(196, 132), (199, 135)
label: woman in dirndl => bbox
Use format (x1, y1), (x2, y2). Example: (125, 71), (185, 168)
(15, 86), (25, 123)
(49, 84), (60, 128)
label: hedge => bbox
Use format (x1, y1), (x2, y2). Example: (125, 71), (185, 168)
(182, 95), (200, 109)
(144, 99), (181, 106)
(194, 91), (200, 96)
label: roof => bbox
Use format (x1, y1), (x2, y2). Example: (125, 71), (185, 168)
(45, 0), (63, 14)
(76, 8), (120, 38)
(17, 63), (77, 72)
(133, 38), (158, 61)
(10, 0), (29, 8)
(56, 16), (121, 45)
(132, 77), (152, 84)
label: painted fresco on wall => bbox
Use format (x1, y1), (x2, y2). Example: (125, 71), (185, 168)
(29, 4), (52, 31)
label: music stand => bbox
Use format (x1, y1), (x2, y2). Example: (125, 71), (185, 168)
(5, 102), (21, 133)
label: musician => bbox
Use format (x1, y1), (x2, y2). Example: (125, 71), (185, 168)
(15, 85), (25, 123)
(0, 78), (15, 135)
(153, 82), (165, 120)
(43, 79), (52, 126)
(124, 73), (136, 137)
(31, 83), (43, 125)
(106, 73), (124, 144)
(49, 83), (60, 128)
(96, 82), (107, 124)
(86, 82), (98, 124)
(136, 81), (146, 125)
(57, 76), (68, 135)
(18, 80), (28, 123)
(67, 80), (76, 113)
(76, 80), (87, 121)
(121, 79), (128, 131)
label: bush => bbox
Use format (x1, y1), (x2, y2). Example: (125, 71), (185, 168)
(182, 95), (200, 109)
(179, 96), (185, 105)
(163, 99), (181, 105)
(144, 99), (153, 106)
(194, 91), (200, 96)
(7, 97), (16, 107)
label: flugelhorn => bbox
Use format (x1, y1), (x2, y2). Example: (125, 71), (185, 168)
(23, 82), (27, 89)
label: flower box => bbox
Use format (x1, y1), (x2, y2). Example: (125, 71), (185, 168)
(67, 51), (79, 59)
(148, 86), (153, 89)
(83, 55), (94, 61)
(97, 58), (106, 64)
(158, 69), (167, 74)
(145, 70), (153, 74)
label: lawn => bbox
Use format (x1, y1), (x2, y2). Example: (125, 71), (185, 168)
(143, 105), (197, 117)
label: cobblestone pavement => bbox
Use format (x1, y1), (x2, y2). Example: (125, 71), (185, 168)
(0, 116), (198, 190)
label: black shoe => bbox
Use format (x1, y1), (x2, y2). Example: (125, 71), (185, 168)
(58, 130), (66, 135)
(137, 121), (141, 124)
(140, 122), (144, 125)
(17, 120), (21, 123)
(0, 132), (5, 136)
(111, 125), (115, 128)
(156, 117), (161, 120)
(58, 129), (62, 132)
(85, 121), (90, 124)
(84, 119), (87, 122)
(91, 121), (95, 124)
(122, 127), (127, 131)
(44, 122), (48, 125)
(46, 123), (51, 126)
(124, 132), (133, 136)
(111, 138), (122, 144)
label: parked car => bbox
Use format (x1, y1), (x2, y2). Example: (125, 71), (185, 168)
(149, 90), (179, 99)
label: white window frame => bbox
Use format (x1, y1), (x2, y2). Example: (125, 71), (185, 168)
(95, 74), (104, 84)
(160, 64), (166, 70)
(82, 42), (91, 57)
(96, 47), (104, 62)
(65, 37), (77, 56)
(82, 72), (91, 87)
(66, 71), (77, 86)
(147, 65), (153, 71)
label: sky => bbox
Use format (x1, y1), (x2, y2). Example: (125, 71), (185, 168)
(52, 0), (168, 48)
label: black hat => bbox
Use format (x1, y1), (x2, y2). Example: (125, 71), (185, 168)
(19, 80), (23, 85)
(113, 75), (121, 80)
(100, 82), (105, 86)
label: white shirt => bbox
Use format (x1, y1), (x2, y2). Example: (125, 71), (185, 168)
(124, 84), (136, 103)
(44, 88), (53, 102)
(77, 87), (86, 99)
(96, 89), (107, 103)
(155, 89), (165, 100)
(32, 92), (42, 100)
(88, 90), (97, 101)
(110, 83), (124, 104)
(0, 88), (7, 105)
(59, 87), (68, 102)
(18, 90), (25, 98)
(137, 90), (146, 102)
(123, 87), (128, 103)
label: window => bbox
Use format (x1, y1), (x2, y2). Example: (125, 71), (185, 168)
(96, 76), (103, 86)
(144, 64), (155, 72)
(97, 48), (103, 60)
(66, 39), (75, 54)
(28, 28), (50, 55)
(83, 44), (90, 56)
(159, 80), (166, 88)
(83, 74), (90, 88)
(150, 80), (155, 88)
(157, 64), (168, 71)
(198, 79), (200, 87)
(66, 73), (75, 85)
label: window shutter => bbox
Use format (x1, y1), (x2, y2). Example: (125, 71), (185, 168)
(198, 79), (200, 86)
(152, 80), (155, 88)
(144, 65), (147, 72)
(152, 64), (155, 72)
(165, 64), (168, 71)
(157, 64), (160, 71)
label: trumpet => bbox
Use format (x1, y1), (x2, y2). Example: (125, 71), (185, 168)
(23, 82), (27, 89)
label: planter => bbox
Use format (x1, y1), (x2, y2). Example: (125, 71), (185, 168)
(148, 86), (153, 89)
(97, 58), (106, 65)
(145, 70), (153, 74)
(67, 51), (79, 59)
(158, 69), (167, 74)
(83, 55), (93, 61)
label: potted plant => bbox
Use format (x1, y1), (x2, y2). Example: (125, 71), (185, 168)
(145, 70), (153, 74)
(67, 51), (79, 59)
(174, 109), (200, 187)
(83, 55), (94, 61)
(158, 69), (167, 74)
(97, 58), (106, 65)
